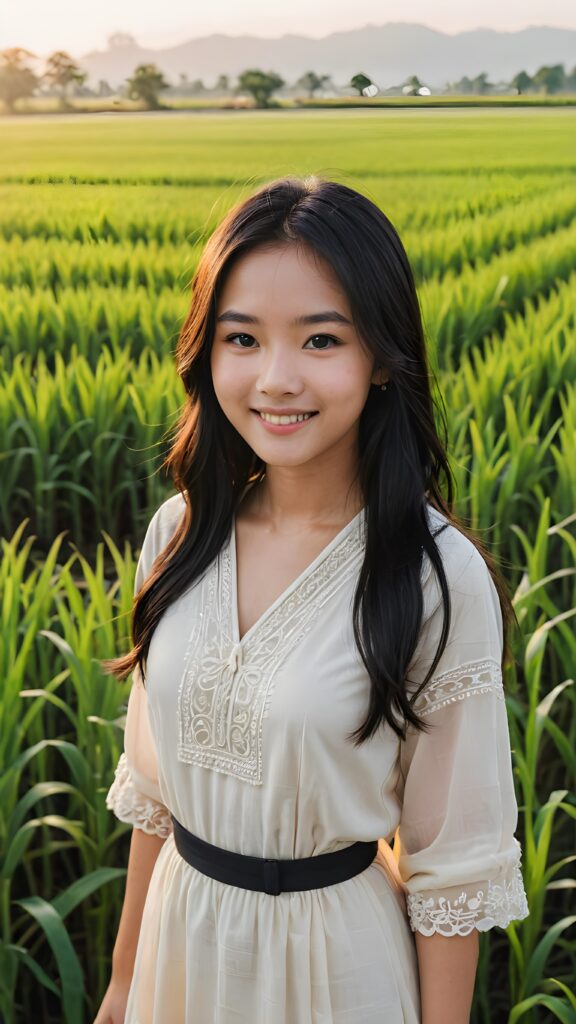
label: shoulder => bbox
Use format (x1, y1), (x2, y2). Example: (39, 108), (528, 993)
(421, 504), (493, 621)
(140, 492), (187, 569)
(152, 492), (187, 537)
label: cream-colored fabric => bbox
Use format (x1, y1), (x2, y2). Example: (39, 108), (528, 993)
(105, 493), (528, 1024)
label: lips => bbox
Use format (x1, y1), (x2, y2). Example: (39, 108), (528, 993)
(252, 409), (319, 433)
(252, 410), (319, 416)
(251, 410), (319, 421)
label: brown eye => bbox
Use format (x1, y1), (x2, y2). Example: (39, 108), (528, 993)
(226, 334), (257, 347)
(304, 335), (341, 350)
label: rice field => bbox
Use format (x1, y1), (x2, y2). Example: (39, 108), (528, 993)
(1, 109), (575, 1024)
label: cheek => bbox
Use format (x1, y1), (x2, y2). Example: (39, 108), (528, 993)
(211, 355), (249, 406)
(318, 360), (371, 410)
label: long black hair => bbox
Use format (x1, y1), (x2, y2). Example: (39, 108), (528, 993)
(102, 174), (516, 744)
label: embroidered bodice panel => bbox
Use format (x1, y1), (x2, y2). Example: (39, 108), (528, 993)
(176, 510), (367, 785)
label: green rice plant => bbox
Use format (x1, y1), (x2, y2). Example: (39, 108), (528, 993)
(403, 186), (576, 281)
(425, 370), (575, 594)
(447, 391), (561, 540)
(447, 272), (576, 431)
(421, 219), (576, 372)
(0, 348), (183, 548)
(501, 503), (576, 1023)
(470, 506), (575, 1024)
(548, 385), (576, 519)
(0, 235), (202, 292)
(401, 176), (573, 232)
(0, 523), (129, 1022)
(0, 282), (188, 365)
(0, 175), (570, 248)
(4, 186), (573, 299)
(2, 187), (573, 295)
(0, 183), (226, 246)
(0, 517), (160, 1022)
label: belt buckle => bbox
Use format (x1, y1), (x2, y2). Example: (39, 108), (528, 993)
(263, 858), (281, 895)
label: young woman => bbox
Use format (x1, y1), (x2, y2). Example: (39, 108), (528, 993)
(95, 175), (529, 1024)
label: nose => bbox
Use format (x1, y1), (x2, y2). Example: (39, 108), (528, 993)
(256, 349), (303, 396)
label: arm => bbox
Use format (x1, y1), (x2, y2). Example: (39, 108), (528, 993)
(95, 511), (176, 1022)
(102, 686), (173, 1006)
(104, 500), (182, 974)
(93, 825), (168, 1022)
(111, 828), (167, 983)
(415, 930), (479, 1024)
(393, 544), (528, 1019)
(104, 671), (174, 978)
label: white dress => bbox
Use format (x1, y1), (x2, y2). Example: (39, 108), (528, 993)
(106, 492), (529, 1023)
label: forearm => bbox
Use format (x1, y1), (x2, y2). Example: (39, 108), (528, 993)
(415, 929), (479, 1024)
(111, 826), (167, 982)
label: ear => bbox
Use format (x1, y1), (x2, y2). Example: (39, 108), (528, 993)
(370, 365), (388, 388)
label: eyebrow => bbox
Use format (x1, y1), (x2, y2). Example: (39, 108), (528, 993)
(216, 309), (353, 327)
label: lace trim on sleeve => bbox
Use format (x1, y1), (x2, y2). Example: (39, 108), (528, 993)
(412, 657), (505, 717)
(406, 855), (529, 936)
(105, 752), (173, 839)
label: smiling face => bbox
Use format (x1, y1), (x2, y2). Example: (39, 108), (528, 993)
(210, 242), (382, 476)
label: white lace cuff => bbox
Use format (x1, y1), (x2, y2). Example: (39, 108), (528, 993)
(406, 855), (529, 936)
(105, 752), (173, 839)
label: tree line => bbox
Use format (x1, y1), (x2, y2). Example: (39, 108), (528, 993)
(1, 46), (575, 112)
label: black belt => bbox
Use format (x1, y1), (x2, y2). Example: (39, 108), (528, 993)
(171, 814), (378, 896)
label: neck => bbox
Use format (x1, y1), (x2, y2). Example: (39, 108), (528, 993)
(242, 467), (364, 531)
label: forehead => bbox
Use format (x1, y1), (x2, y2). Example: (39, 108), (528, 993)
(217, 243), (348, 310)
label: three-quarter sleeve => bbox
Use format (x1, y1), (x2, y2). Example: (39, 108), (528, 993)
(393, 543), (529, 937)
(105, 509), (174, 839)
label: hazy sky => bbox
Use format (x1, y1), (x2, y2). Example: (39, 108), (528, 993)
(1, 0), (574, 57)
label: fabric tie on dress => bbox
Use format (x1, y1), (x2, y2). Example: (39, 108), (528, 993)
(226, 641), (243, 674)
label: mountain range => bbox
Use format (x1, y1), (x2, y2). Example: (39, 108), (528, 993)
(78, 23), (575, 91)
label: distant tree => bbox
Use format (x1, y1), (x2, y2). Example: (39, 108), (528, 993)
(453, 75), (474, 94)
(350, 72), (372, 95)
(295, 71), (332, 99)
(98, 79), (114, 97)
(407, 75), (423, 90)
(533, 63), (566, 94)
(43, 51), (87, 107)
(320, 74), (337, 95)
(236, 69), (284, 107)
(471, 72), (492, 95)
(0, 47), (39, 113)
(215, 74), (229, 92)
(126, 63), (170, 109)
(512, 70), (533, 95)
(190, 78), (206, 94)
(567, 65), (576, 91)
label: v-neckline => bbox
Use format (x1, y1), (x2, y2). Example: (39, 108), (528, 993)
(229, 506), (366, 646)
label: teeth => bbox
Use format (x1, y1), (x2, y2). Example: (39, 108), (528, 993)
(259, 412), (314, 425)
